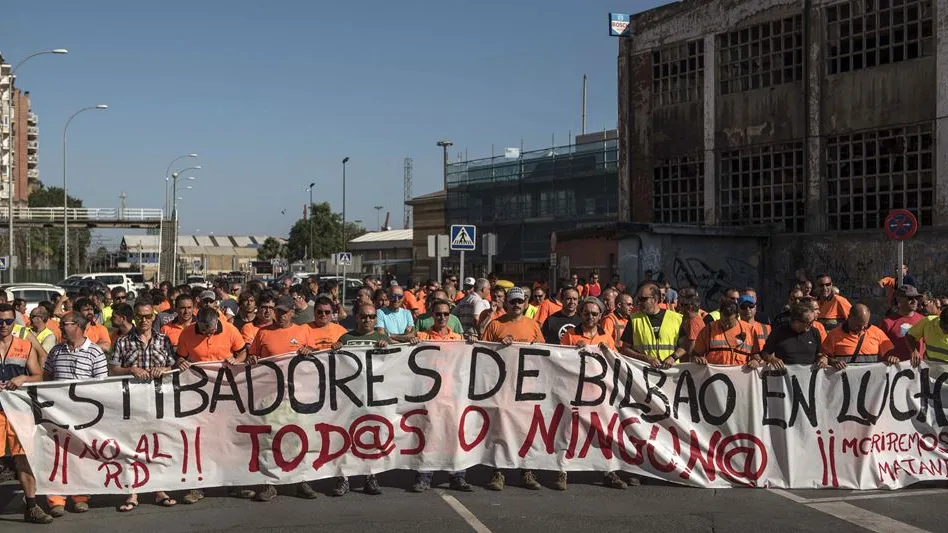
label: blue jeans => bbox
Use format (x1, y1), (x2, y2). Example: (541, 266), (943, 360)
(417, 470), (466, 482)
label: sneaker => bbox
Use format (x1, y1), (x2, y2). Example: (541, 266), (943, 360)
(553, 471), (567, 491)
(626, 474), (642, 487)
(603, 471), (628, 490)
(253, 484), (278, 502)
(24, 505), (54, 524)
(449, 476), (473, 492)
(485, 471), (505, 491)
(228, 488), (256, 499)
(182, 489), (204, 504)
(73, 501), (90, 513)
(410, 476), (430, 493)
(48, 506), (64, 518)
(331, 477), (350, 497)
(522, 470), (542, 490)
(364, 474), (382, 495)
(296, 482), (318, 499)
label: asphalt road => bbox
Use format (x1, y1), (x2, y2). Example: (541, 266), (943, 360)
(2, 468), (947, 532)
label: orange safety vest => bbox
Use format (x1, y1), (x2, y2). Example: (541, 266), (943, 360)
(704, 321), (755, 366)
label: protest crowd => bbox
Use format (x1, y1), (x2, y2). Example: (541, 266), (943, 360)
(2, 264), (947, 524)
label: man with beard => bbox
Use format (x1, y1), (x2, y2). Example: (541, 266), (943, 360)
(603, 292), (632, 346)
(541, 287), (582, 343)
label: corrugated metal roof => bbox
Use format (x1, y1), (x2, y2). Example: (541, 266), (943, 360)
(123, 234), (285, 249)
(231, 236), (252, 247)
(350, 229), (413, 243)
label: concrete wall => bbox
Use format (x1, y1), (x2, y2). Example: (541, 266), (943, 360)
(767, 229), (948, 318)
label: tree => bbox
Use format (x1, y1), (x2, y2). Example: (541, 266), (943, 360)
(257, 237), (286, 261)
(16, 184), (92, 272)
(286, 202), (367, 261)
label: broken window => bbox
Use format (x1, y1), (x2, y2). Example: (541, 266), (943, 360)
(652, 39), (705, 107)
(718, 142), (806, 232)
(718, 15), (804, 95)
(826, 0), (933, 75)
(653, 154), (705, 224)
(826, 123), (934, 230)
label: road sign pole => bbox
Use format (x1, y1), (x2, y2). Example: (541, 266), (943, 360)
(897, 241), (904, 287)
(459, 250), (465, 287)
(342, 260), (347, 305)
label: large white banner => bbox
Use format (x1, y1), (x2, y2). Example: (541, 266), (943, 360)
(3, 342), (948, 494)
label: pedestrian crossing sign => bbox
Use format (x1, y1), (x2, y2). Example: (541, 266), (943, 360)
(450, 225), (476, 251)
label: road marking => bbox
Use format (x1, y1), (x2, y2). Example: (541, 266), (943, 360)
(766, 488), (809, 503)
(435, 489), (493, 533)
(808, 501), (932, 533)
(805, 488), (948, 503)
(768, 488), (934, 533)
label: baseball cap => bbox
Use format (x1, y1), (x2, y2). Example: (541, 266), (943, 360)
(390, 279), (400, 287)
(738, 295), (756, 306)
(463, 277), (476, 287)
(199, 290), (216, 301)
(896, 285), (920, 298)
(275, 295), (296, 313)
(506, 287), (526, 302)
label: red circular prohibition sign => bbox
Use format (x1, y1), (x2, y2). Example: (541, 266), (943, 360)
(883, 209), (918, 241)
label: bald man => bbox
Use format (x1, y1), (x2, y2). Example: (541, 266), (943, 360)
(821, 303), (896, 369)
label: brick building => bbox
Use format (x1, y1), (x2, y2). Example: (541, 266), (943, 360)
(558, 0), (947, 314)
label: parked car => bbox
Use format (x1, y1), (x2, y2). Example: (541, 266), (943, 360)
(58, 278), (110, 296)
(315, 276), (363, 305)
(67, 273), (137, 298)
(127, 272), (148, 295)
(1, 283), (66, 315)
(186, 275), (209, 289)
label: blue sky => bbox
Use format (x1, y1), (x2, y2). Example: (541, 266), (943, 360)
(5, 0), (663, 242)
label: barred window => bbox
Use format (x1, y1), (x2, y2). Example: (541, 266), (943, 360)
(653, 155), (704, 224)
(826, 123), (933, 230)
(826, 0), (934, 75)
(719, 143), (806, 232)
(718, 16), (804, 94)
(651, 40), (704, 107)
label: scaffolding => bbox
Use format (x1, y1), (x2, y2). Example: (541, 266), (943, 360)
(446, 132), (618, 277)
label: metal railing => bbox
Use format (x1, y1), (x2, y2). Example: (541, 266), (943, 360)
(0, 207), (164, 222)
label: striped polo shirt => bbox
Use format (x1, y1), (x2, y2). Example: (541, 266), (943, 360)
(43, 338), (108, 381)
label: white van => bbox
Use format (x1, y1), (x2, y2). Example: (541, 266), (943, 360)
(76, 273), (137, 298)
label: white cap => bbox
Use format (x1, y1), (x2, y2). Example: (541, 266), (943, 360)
(463, 277), (476, 287)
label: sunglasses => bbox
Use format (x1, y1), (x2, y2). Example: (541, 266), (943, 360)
(114, 295), (126, 300)
(0, 318), (14, 326)
(360, 314), (377, 320)
(819, 282), (832, 287)
(582, 311), (601, 317)
(315, 309), (333, 315)
(433, 312), (451, 317)
(389, 294), (404, 300)
(739, 304), (756, 309)
(508, 299), (525, 305)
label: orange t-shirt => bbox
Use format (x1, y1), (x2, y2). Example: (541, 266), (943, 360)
(240, 321), (274, 345)
(561, 328), (616, 350)
(176, 323), (246, 363)
(402, 291), (426, 315)
(692, 320), (759, 366)
(454, 291), (466, 303)
(821, 324), (894, 360)
(417, 328), (463, 341)
(602, 314), (629, 345)
(157, 301), (171, 313)
(533, 299), (563, 326)
(46, 318), (62, 343)
(250, 324), (313, 358)
(85, 323), (111, 348)
(812, 320), (827, 341)
(818, 294), (852, 321)
(307, 322), (348, 350)
(160, 321), (191, 348)
(482, 315), (544, 343)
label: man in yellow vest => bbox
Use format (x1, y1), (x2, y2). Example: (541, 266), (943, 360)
(618, 282), (689, 368)
(26, 307), (57, 354)
(907, 307), (948, 366)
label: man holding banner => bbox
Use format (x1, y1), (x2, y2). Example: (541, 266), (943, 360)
(43, 311), (108, 517)
(0, 303), (54, 524)
(109, 299), (177, 512)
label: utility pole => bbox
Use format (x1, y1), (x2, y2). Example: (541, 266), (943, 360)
(436, 140), (453, 192)
(374, 205), (383, 230)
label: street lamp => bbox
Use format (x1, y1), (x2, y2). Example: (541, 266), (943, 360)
(341, 156), (349, 304)
(165, 153), (198, 215)
(306, 182), (315, 261)
(62, 104), (107, 278)
(169, 172), (199, 284)
(5, 48), (68, 282)
(437, 140), (453, 192)
(374, 205), (383, 230)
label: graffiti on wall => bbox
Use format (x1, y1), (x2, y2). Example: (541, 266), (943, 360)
(672, 256), (758, 309)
